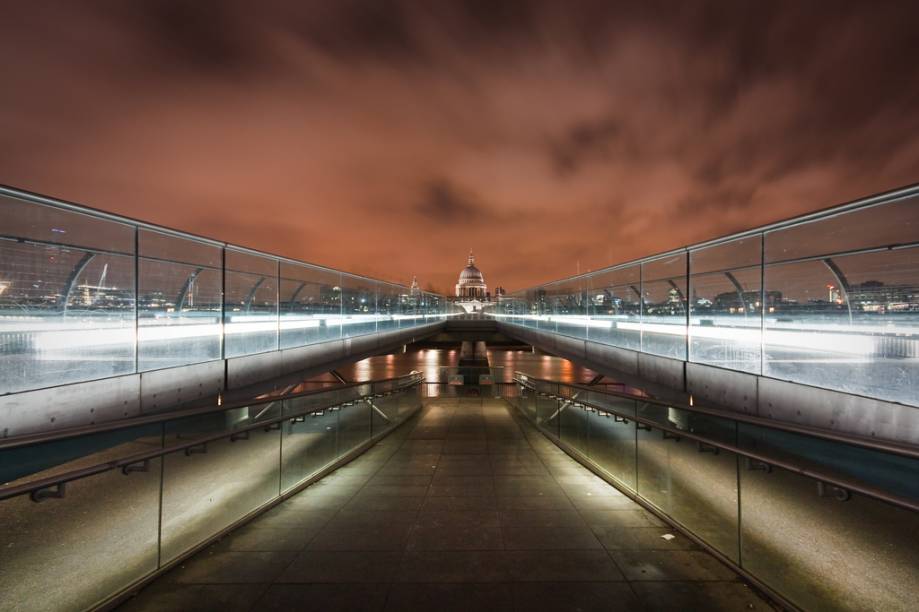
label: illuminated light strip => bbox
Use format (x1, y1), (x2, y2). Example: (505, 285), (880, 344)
(493, 315), (903, 357)
(616, 321), (680, 335)
(279, 320), (322, 330)
(762, 329), (876, 355)
(324, 316), (387, 326)
(138, 323), (222, 341)
(22, 314), (898, 358)
(489, 313), (919, 335)
(31, 329), (132, 351)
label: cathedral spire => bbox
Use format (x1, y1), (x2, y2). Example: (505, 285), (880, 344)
(467, 250), (475, 267)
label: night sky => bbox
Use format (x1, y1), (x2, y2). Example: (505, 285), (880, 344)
(2, 1), (918, 293)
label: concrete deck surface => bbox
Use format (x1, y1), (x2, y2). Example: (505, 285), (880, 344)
(119, 397), (775, 612)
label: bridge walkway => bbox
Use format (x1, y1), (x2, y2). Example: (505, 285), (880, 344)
(120, 397), (773, 612)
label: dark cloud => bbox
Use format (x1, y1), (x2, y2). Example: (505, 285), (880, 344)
(288, 0), (423, 65)
(1, 0), (918, 292)
(416, 180), (490, 223)
(134, 0), (255, 71)
(550, 117), (624, 175)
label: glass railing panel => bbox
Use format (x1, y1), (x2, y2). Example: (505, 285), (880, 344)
(279, 262), (342, 349)
(340, 274), (377, 337)
(551, 279), (588, 340)
(535, 388), (560, 439)
(138, 230), (222, 371)
(586, 265), (643, 348)
(224, 250), (279, 357)
(764, 192), (918, 264)
(559, 401), (589, 456)
(637, 402), (737, 447)
(516, 375), (919, 612)
(531, 286), (552, 333)
(582, 390), (638, 419)
(371, 393), (397, 435)
(689, 236), (763, 374)
(159, 404), (282, 562)
(376, 282), (399, 332)
(392, 382), (417, 421)
(520, 386), (537, 421)
(0, 194), (136, 393)
(641, 254), (688, 360)
(636, 404), (739, 562)
(280, 398), (340, 493)
(0, 422), (164, 485)
(0, 458), (162, 612)
(763, 246), (919, 406)
(586, 406), (637, 491)
(739, 463), (919, 612)
(337, 399), (371, 453)
(737, 423), (919, 503)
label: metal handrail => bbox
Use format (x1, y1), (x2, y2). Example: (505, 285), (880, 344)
(0, 371), (423, 451)
(515, 372), (919, 461)
(0, 377), (424, 503)
(515, 376), (919, 513)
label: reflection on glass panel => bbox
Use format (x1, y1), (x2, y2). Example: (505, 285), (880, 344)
(738, 422), (919, 502)
(587, 265), (642, 350)
(341, 274), (377, 337)
(0, 193), (134, 252)
(0, 458), (161, 611)
(338, 401), (371, 451)
(377, 283), (399, 332)
(636, 403), (738, 561)
(138, 231), (222, 371)
(281, 397), (339, 492)
(587, 405), (636, 491)
(536, 389), (560, 438)
(692, 236), (761, 273)
(399, 284), (422, 328)
(521, 288), (538, 328)
(641, 255), (687, 360)
(224, 250), (278, 357)
(371, 393), (396, 434)
(551, 278), (588, 339)
(279, 263), (341, 349)
(764, 247), (919, 405)
(0, 195), (135, 393)
(422, 292), (440, 321)
(559, 402), (588, 454)
(533, 285), (555, 332)
(740, 465), (919, 612)
(765, 194), (919, 264)
(689, 237), (762, 374)
(138, 230), (222, 268)
(160, 405), (281, 562)
(0, 420), (163, 609)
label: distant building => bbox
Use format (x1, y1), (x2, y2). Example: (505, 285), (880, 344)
(455, 251), (487, 299)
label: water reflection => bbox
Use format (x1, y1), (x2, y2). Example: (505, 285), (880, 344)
(263, 346), (648, 399)
(334, 348), (601, 384)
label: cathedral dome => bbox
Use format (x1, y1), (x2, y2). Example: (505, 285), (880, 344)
(459, 264), (484, 283)
(455, 251), (487, 299)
